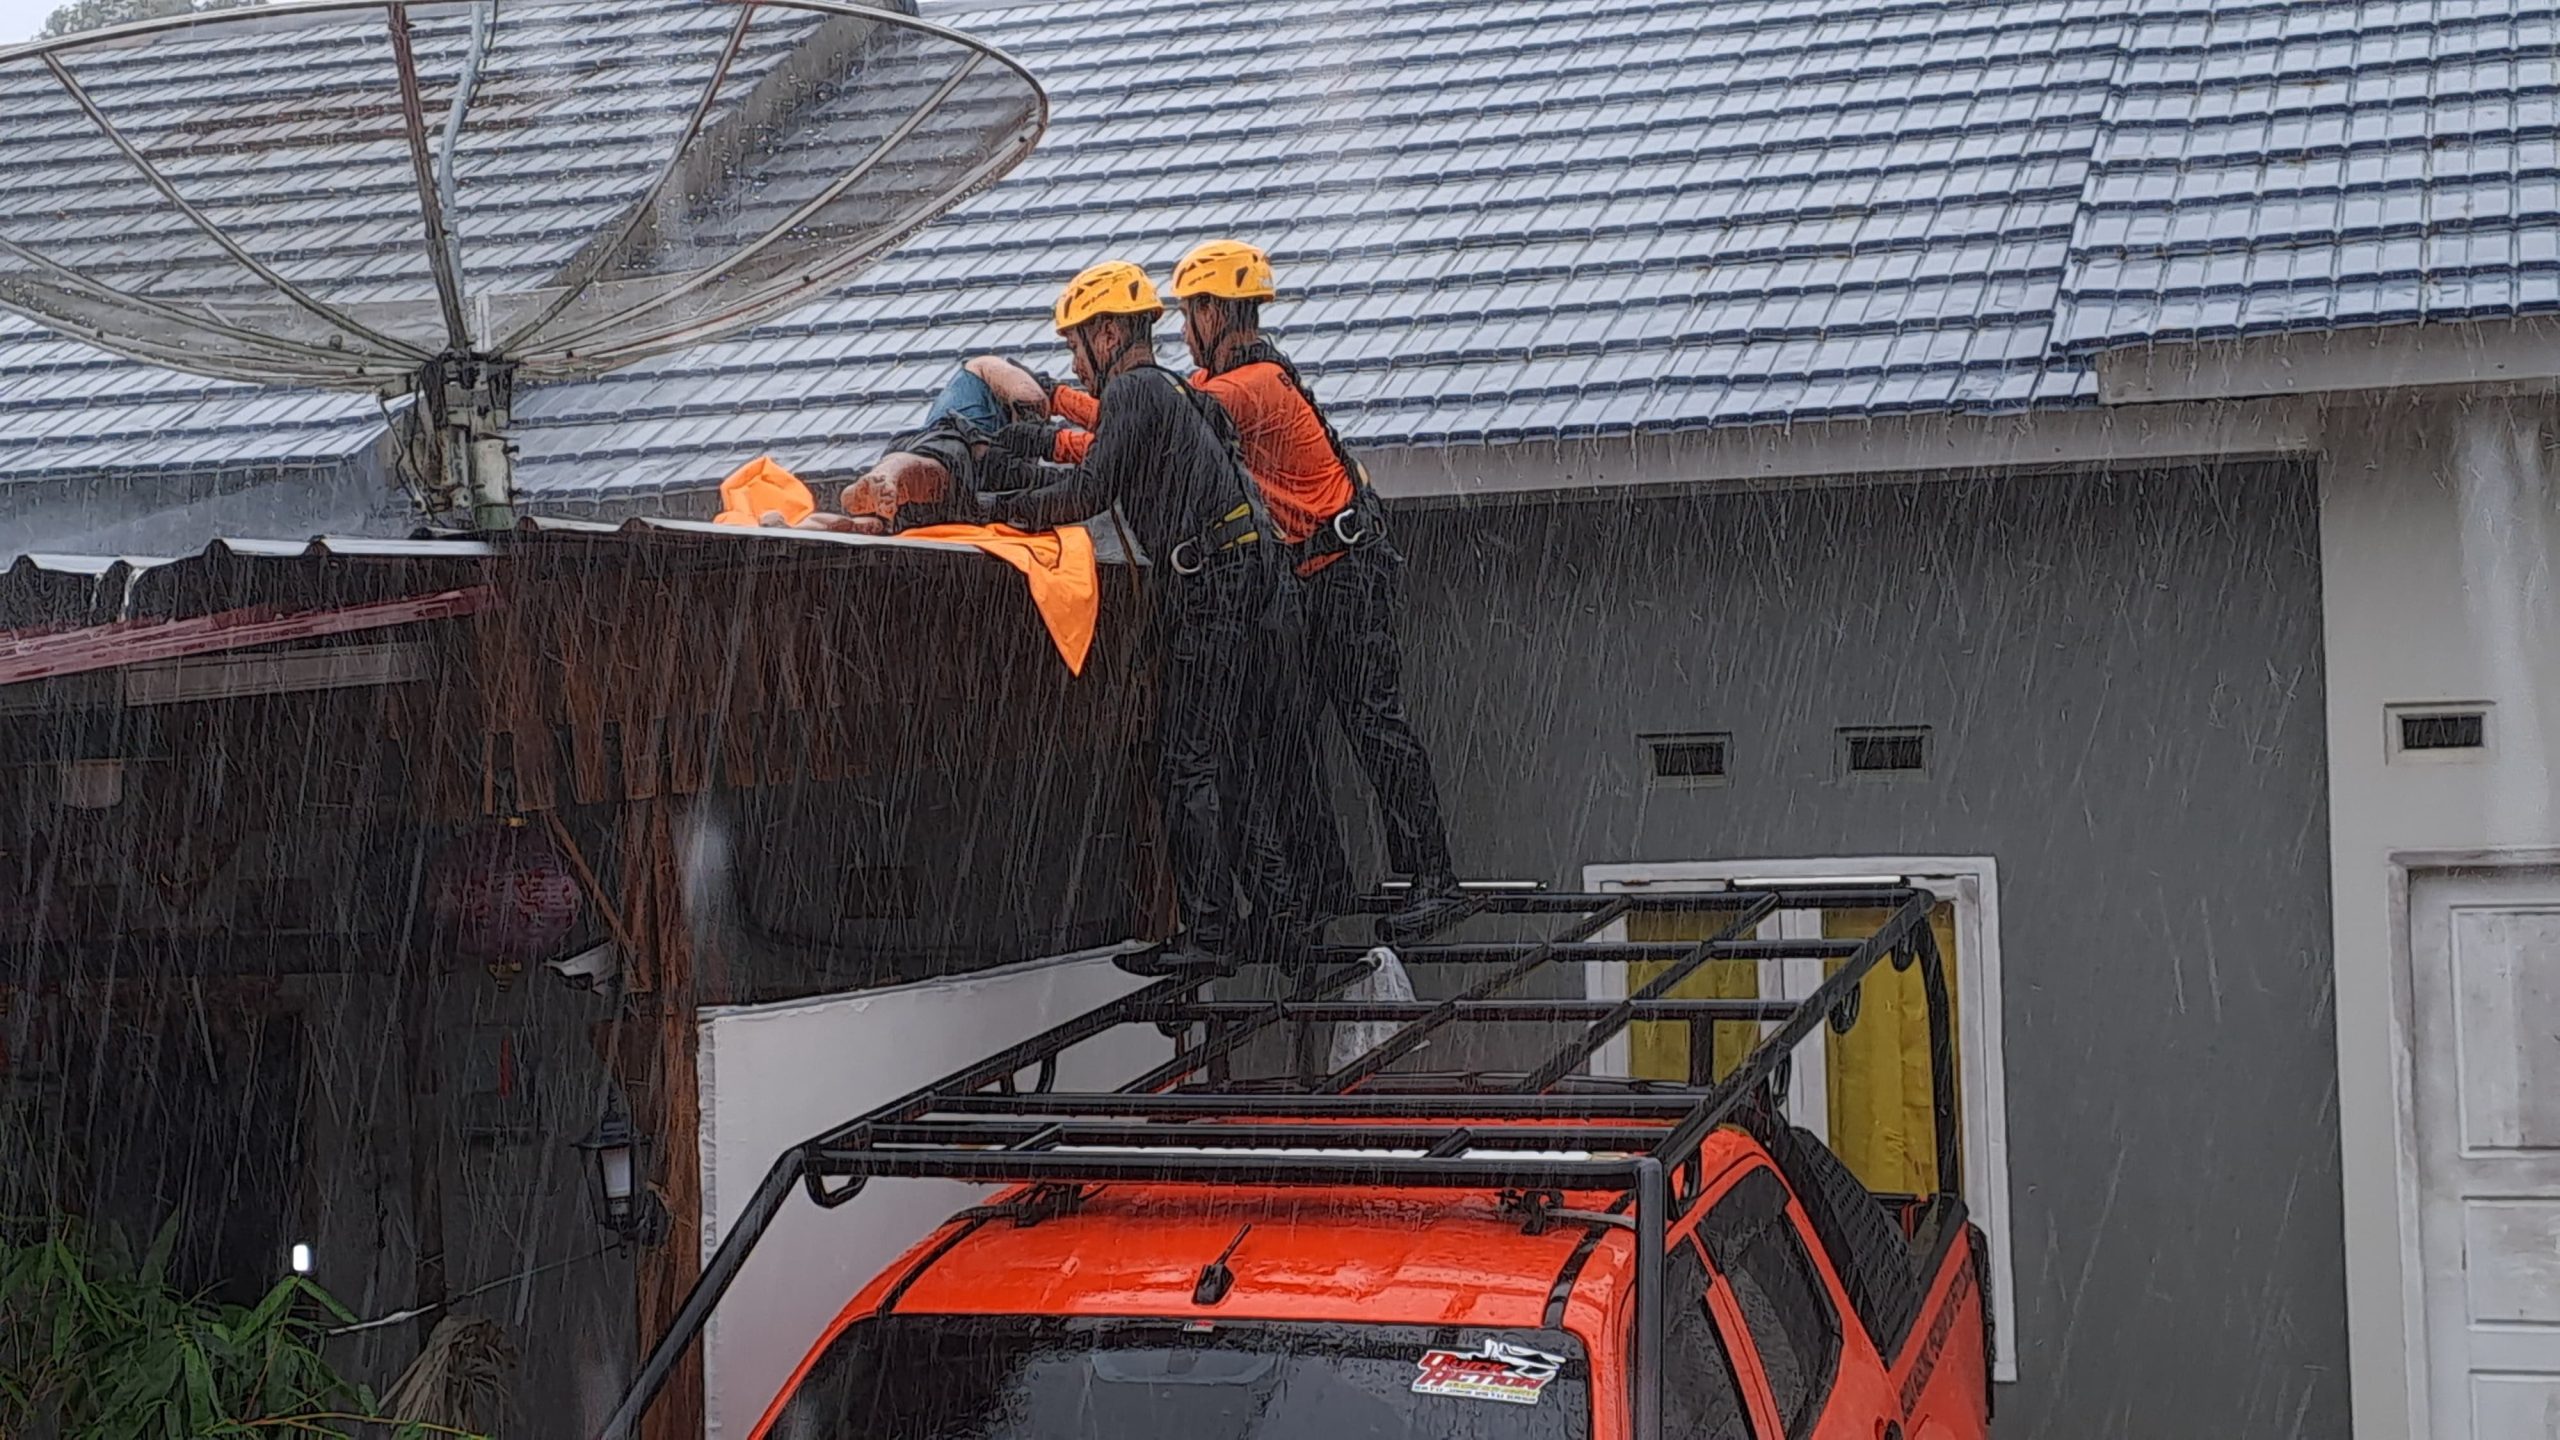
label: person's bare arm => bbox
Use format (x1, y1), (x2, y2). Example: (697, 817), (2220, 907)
(764, 509), (880, 534)
(965, 354), (1051, 416)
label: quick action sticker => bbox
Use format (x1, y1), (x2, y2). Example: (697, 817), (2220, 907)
(1410, 1339), (1565, 1406)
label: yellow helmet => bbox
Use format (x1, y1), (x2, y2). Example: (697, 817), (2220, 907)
(1053, 260), (1163, 333)
(1171, 239), (1277, 302)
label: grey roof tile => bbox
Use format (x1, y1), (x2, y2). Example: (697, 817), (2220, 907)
(10, 0), (2560, 498)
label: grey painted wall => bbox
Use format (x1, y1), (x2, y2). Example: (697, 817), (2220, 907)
(1378, 464), (2342, 1437)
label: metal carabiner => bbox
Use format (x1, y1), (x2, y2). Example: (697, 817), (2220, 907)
(1330, 507), (1370, 548)
(1170, 538), (1205, 575)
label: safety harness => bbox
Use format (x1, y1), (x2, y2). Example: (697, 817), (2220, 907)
(1214, 337), (1385, 571)
(1161, 368), (1272, 576)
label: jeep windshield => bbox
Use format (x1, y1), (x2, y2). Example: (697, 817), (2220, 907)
(760, 1315), (1594, 1440)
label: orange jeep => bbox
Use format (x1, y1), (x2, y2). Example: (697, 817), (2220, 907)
(604, 885), (1994, 1440)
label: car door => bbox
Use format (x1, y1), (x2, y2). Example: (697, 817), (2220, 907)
(1658, 1231), (1764, 1439)
(1695, 1166), (1902, 1440)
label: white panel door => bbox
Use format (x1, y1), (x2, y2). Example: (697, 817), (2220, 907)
(694, 947), (1160, 1438)
(2409, 870), (2560, 1439)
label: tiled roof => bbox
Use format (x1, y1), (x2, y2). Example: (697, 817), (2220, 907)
(2053, 1), (2560, 349)
(6, 0), (2559, 505)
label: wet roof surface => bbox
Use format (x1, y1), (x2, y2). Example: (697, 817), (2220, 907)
(4, 0), (2556, 501)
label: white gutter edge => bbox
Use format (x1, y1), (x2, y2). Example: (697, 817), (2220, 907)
(1363, 396), (2319, 504)
(2096, 314), (2560, 409)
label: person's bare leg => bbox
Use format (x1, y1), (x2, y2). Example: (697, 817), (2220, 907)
(765, 362), (1028, 535)
(836, 449), (953, 524)
(742, 450), (946, 535)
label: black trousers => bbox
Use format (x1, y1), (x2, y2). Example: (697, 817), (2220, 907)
(1301, 542), (1454, 882)
(1159, 548), (1317, 954)
(1233, 572), (1355, 933)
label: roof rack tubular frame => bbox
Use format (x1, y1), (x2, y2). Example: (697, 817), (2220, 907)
(593, 969), (1207, 1440)
(1649, 892), (1937, 1171)
(1111, 957), (1380, 1094)
(1323, 938), (1872, 964)
(1917, 917), (1962, 1190)
(1511, 890), (1786, 1094)
(796, 970), (1205, 1182)
(928, 1091), (1708, 1119)
(597, 885), (1953, 1440)
(1317, 894), (1632, 1091)
(1151, 997), (1814, 1022)
(1340, 887), (1918, 915)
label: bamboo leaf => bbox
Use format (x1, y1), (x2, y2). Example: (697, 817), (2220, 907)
(141, 1215), (181, 1290)
(295, 1275), (358, 1325)
(241, 1275), (297, 1339)
(6, 1220), (402, 1440)
(182, 1335), (219, 1429)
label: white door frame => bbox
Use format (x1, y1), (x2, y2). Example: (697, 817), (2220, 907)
(1581, 855), (2018, 1383)
(2385, 846), (2560, 1440)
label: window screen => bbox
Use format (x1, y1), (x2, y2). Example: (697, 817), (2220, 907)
(1700, 1169), (1842, 1440)
(1661, 1240), (1752, 1440)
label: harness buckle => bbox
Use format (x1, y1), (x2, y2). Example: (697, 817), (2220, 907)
(1169, 538), (1205, 575)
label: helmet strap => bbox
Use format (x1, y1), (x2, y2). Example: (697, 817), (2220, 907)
(1074, 314), (1150, 391)
(1188, 298), (1261, 376)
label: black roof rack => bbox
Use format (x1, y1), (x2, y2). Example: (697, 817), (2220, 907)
(598, 883), (1958, 1440)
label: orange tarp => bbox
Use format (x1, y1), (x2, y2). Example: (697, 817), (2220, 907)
(898, 522), (1098, 676)
(713, 455), (815, 526)
(710, 456), (1098, 674)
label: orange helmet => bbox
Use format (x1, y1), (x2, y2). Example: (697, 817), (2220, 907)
(1054, 260), (1163, 333)
(1171, 239), (1277, 302)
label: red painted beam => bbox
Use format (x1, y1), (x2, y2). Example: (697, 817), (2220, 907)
(0, 586), (494, 687)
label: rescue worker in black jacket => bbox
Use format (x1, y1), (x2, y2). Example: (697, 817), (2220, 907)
(972, 260), (1306, 976)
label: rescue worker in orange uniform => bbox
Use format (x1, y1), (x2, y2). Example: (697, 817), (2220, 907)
(999, 242), (1464, 943)
(969, 261), (1309, 976)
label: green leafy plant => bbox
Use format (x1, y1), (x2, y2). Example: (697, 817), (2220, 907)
(0, 1216), (486, 1440)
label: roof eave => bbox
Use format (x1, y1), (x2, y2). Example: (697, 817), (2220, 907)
(1361, 396), (2321, 504)
(2093, 316), (2560, 409)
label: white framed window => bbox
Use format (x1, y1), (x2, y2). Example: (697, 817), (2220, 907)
(1581, 855), (2019, 1383)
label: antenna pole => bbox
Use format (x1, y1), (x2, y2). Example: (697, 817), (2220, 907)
(439, 355), (517, 531)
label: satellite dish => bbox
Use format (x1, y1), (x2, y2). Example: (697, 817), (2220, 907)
(0, 0), (1046, 525)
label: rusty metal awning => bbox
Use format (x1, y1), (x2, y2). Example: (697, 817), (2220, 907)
(0, 517), (1135, 687)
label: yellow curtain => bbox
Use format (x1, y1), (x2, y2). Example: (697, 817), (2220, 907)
(1625, 909), (1761, 1084)
(1821, 904), (1962, 1195)
(1619, 901), (1963, 1197)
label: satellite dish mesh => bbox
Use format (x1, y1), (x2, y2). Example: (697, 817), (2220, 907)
(0, 0), (1047, 390)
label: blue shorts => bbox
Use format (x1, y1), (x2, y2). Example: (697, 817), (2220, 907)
(921, 369), (1009, 435)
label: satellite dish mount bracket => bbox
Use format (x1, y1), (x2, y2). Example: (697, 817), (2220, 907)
(428, 352), (517, 532)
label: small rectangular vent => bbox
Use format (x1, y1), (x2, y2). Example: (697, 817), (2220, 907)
(1646, 733), (1730, 786)
(2399, 710), (2486, 753)
(1842, 727), (1929, 778)
(2387, 703), (2491, 763)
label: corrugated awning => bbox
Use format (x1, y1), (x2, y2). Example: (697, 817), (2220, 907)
(0, 516), (1135, 686)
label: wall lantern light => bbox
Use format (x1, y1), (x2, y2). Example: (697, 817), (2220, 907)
(574, 1095), (668, 1249)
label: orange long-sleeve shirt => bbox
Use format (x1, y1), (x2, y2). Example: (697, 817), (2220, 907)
(1051, 363), (1356, 552)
